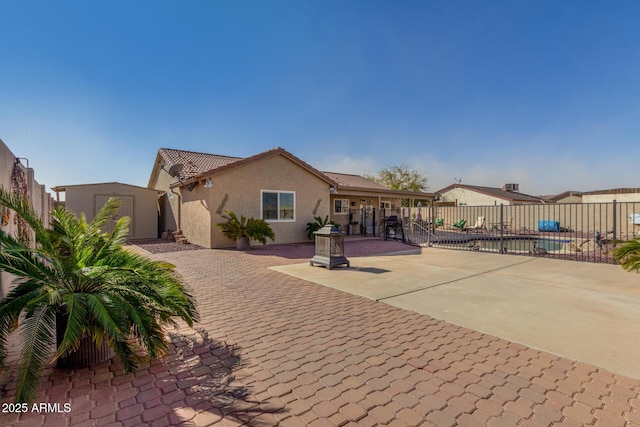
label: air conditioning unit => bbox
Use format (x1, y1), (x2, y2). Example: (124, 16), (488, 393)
(503, 183), (519, 192)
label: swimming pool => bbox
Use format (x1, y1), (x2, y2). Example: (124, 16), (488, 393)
(444, 237), (569, 253)
(478, 238), (566, 252)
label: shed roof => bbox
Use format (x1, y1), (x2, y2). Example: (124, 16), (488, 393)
(52, 182), (163, 193)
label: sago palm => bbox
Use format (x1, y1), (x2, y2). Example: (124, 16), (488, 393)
(613, 237), (640, 273)
(0, 188), (199, 403)
(216, 210), (275, 245)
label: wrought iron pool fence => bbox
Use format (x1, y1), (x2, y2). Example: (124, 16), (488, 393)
(386, 201), (640, 263)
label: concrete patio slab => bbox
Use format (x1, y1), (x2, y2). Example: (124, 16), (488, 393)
(272, 248), (640, 379)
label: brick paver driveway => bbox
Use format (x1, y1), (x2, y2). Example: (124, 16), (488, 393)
(2, 240), (640, 426)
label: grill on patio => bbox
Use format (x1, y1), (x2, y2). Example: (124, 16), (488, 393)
(384, 215), (403, 241)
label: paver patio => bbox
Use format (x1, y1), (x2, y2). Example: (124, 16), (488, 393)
(1, 239), (639, 426)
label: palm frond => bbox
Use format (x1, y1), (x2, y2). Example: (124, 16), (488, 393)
(613, 238), (640, 273)
(0, 187), (53, 253)
(15, 306), (56, 403)
(89, 197), (122, 230)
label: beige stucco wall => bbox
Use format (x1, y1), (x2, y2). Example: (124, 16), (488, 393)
(582, 193), (640, 203)
(150, 166), (180, 233)
(0, 138), (53, 298)
(178, 154), (331, 248)
(439, 188), (510, 206)
(63, 183), (159, 239)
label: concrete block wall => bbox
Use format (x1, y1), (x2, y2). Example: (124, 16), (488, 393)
(0, 138), (54, 298)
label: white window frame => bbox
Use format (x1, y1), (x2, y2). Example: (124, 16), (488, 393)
(261, 190), (296, 222)
(334, 198), (350, 214)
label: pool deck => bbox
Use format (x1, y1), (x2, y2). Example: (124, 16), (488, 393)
(272, 246), (640, 380)
(1, 238), (639, 426)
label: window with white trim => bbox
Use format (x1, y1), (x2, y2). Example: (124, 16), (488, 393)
(334, 199), (350, 214)
(261, 190), (295, 221)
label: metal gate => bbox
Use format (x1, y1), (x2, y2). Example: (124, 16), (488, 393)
(401, 201), (640, 263)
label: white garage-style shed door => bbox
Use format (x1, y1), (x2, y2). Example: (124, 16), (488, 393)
(95, 195), (134, 235)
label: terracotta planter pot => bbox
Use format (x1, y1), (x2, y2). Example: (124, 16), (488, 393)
(55, 311), (115, 369)
(236, 237), (250, 251)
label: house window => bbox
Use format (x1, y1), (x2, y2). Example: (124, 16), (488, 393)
(262, 190), (295, 221)
(334, 199), (350, 214)
(381, 201), (391, 210)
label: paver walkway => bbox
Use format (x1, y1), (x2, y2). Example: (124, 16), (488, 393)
(1, 240), (640, 426)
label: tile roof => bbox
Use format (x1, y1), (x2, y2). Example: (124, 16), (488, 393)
(158, 148), (243, 180)
(322, 172), (389, 191)
(436, 183), (548, 203)
(156, 147), (335, 187)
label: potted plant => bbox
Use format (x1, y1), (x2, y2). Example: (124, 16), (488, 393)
(216, 210), (275, 250)
(305, 215), (341, 240)
(0, 189), (199, 404)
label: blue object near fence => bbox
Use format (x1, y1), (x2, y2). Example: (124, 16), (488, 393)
(538, 220), (560, 232)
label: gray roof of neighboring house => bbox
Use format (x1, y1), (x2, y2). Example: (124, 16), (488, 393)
(541, 191), (583, 202)
(436, 183), (548, 203)
(581, 188), (640, 195)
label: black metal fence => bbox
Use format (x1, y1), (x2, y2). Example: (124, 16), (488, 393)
(387, 202), (640, 263)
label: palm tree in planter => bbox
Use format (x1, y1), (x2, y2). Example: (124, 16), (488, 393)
(0, 188), (199, 404)
(216, 210), (275, 250)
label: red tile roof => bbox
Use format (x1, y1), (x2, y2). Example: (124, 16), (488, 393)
(158, 148), (243, 180)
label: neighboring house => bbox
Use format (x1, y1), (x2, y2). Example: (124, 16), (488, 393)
(543, 191), (583, 204)
(51, 182), (161, 240)
(580, 188), (640, 203)
(148, 147), (434, 248)
(436, 183), (548, 206)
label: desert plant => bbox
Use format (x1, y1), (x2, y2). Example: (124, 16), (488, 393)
(0, 188), (199, 403)
(216, 210), (275, 245)
(613, 237), (640, 273)
(306, 215), (341, 240)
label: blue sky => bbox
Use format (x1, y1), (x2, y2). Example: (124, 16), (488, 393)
(1, 1), (639, 196)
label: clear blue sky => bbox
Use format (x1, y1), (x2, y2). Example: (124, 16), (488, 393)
(1, 1), (639, 196)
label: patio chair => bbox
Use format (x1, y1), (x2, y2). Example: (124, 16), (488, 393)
(450, 219), (467, 230)
(467, 216), (487, 233)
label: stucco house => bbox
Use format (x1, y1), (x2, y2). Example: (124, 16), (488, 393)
(148, 147), (433, 248)
(580, 188), (640, 203)
(436, 183), (548, 206)
(51, 182), (161, 240)
(543, 191), (583, 204)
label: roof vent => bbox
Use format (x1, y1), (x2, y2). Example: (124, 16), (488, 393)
(503, 183), (519, 192)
